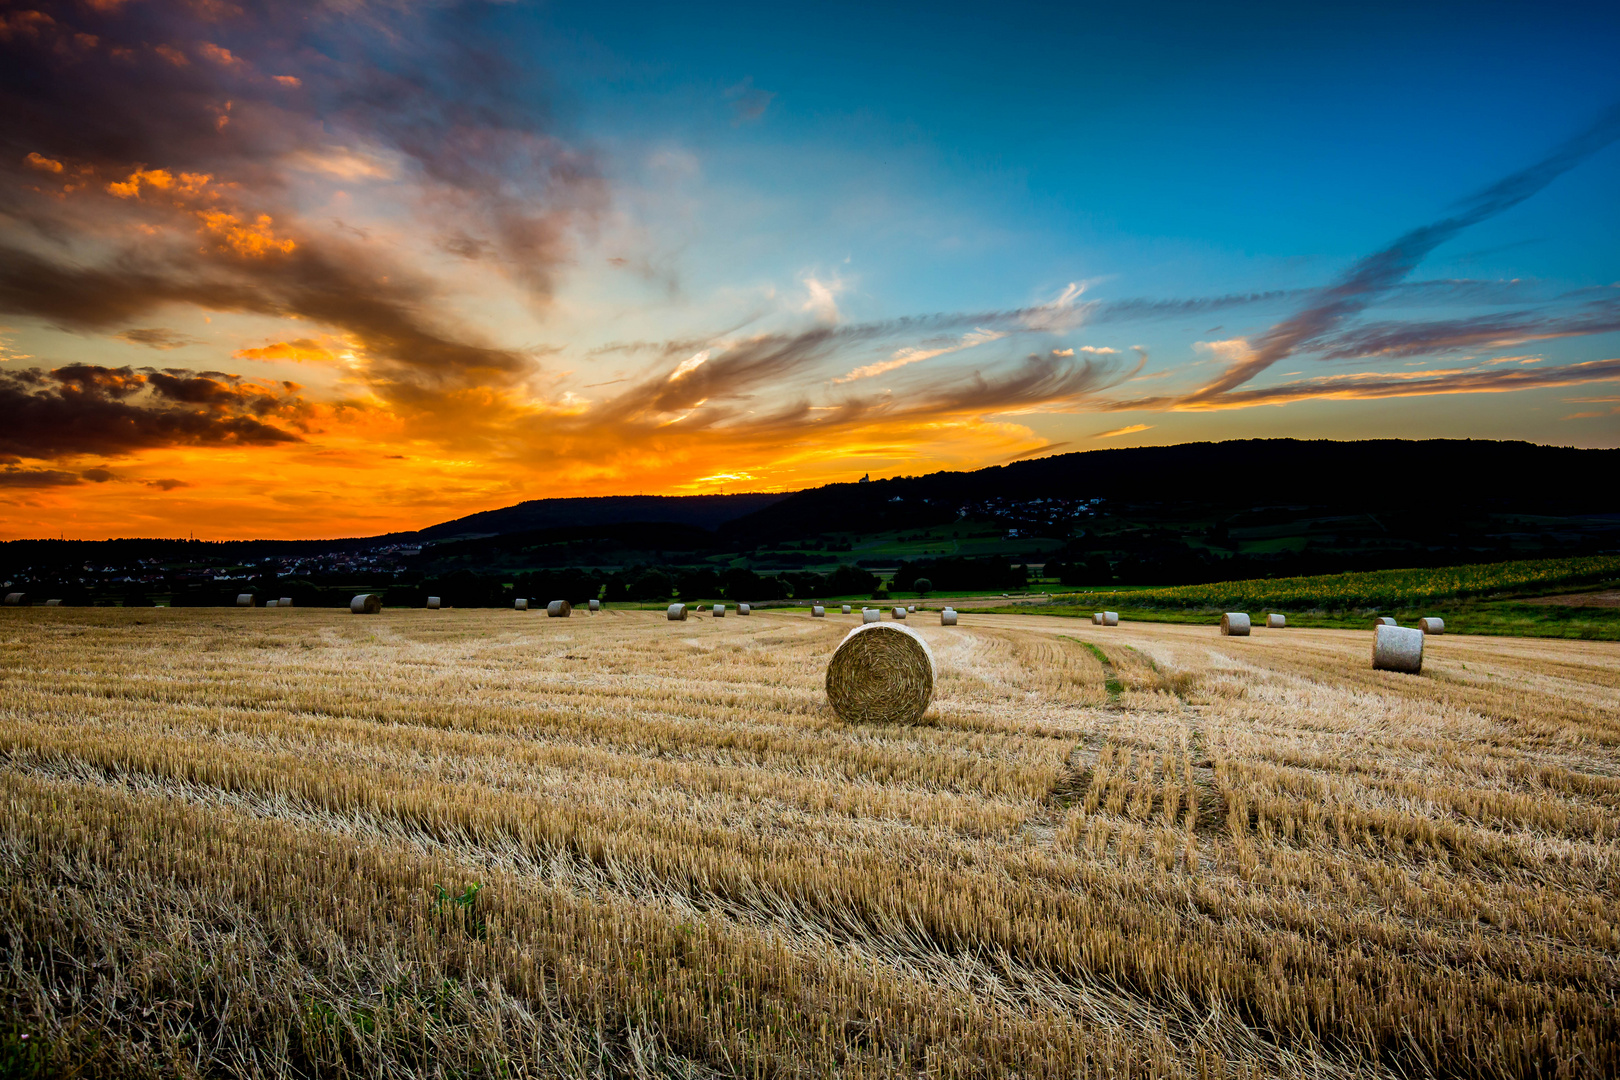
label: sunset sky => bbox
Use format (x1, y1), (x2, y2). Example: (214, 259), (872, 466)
(2, 0), (1619, 540)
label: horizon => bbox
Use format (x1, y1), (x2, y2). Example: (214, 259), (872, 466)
(3, 2), (1619, 541)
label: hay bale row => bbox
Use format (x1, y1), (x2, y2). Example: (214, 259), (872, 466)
(548, 600), (572, 618)
(1419, 617), (1445, 635)
(1220, 612), (1250, 636)
(1373, 623), (1423, 673)
(667, 603), (687, 621)
(350, 594), (382, 615)
(825, 622), (936, 725)
(941, 607), (957, 625)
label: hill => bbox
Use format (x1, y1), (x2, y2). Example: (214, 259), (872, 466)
(417, 492), (788, 539)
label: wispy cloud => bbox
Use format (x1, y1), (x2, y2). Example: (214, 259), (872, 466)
(833, 327), (1005, 383)
(1092, 423), (1153, 439)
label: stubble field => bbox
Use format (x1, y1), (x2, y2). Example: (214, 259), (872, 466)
(1, 606), (1617, 1079)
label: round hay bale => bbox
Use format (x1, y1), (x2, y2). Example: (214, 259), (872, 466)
(514, 598), (529, 611)
(235, 594), (256, 608)
(350, 593), (382, 615)
(44, 599), (63, 607)
(892, 606), (907, 620)
(907, 605), (916, 613)
(1373, 624), (1423, 673)
(588, 598), (600, 611)
(941, 608), (957, 625)
(427, 596), (442, 609)
(2, 592), (24, 606)
(547, 600), (572, 618)
(265, 599), (279, 608)
(1374, 616), (1396, 626)
(279, 597), (292, 607)
(1092, 612), (1103, 625)
(713, 604), (726, 617)
(1220, 612), (1251, 636)
(841, 604), (852, 615)
(862, 608), (880, 624)
(738, 603), (751, 615)
(1266, 613), (1286, 629)
(825, 622), (936, 725)
(812, 605), (825, 617)
(1419, 617), (1445, 635)
(1101, 611), (1119, 626)
(667, 603), (687, 621)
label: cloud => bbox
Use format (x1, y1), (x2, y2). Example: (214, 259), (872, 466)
(0, 467), (81, 488)
(1176, 103), (1620, 407)
(1092, 423), (1153, 439)
(725, 77), (775, 123)
(116, 327), (199, 350)
(802, 275), (844, 324)
(146, 477), (190, 490)
(233, 338), (344, 364)
(0, 363), (306, 459)
(833, 326), (1006, 383)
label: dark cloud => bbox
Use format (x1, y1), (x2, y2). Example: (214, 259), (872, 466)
(116, 327), (199, 350)
(146, 477), (191, 491)
(81, 467), (117, 483)
(0, 364), (303, 459)
(1316, 295), (1620, 361)
(0, 467), (81, 488)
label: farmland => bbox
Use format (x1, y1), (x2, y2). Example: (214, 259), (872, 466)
(1, 606), (1618, 1078)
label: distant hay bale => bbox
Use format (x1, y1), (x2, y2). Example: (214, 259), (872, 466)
(515, 598), (528, 611)
(863, 608), (880, 624)
(907, 605), (916, 613)
(738, 603), (751, 615)
(892, 607), (906, 620)
(1267, 613), (1286, 629)
(235, 594), (256, 608)
(547, 600), (572, 618)
(1092, 613), (1103, 625)
(1419, 617), (1445, 635)
(350, 593), (382, 615)
(45, 599), (63, 607)
(2, 592), (24, 606)
(812, 605), (825, 617)
(1220, 612), (1251, 636)
(1101, 611), (1119, 626)
(713, 604), (726, 617)
(825, 622), (937, 725)
(279, 597), (292, 607)
(841, 605), (852, 615)
(264, 599), (278, 608)
(1375, 616), (1396, 626)
(588, 599), (600, 611)
(941, 608), (957, 625)
(667, 603), (687, 621)
(1372, 624), (1424, 674)
(426, 597), (442, 609)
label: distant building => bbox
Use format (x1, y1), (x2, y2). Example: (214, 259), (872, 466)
(858, 473), (870, 483)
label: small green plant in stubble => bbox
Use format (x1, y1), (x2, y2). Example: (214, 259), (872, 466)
(0, 1024), (53, 1080)
(431, 882), (487, 939)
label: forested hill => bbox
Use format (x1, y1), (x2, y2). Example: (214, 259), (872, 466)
(418, 492), (789, 539)
(720, 439), (1620, 542)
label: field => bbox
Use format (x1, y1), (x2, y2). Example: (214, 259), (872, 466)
(1021, 555), (1620, 640)
(1, 607), (1618, 1078)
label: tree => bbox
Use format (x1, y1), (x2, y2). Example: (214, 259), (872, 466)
(912, 577), (933, 596)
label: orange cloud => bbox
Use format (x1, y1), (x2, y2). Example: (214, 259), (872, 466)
(196, 208), (296, 256)
(25, 152), (62, 173)
(233, 339), (344, 364)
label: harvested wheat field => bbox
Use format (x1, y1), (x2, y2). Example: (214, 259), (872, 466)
(1, 607), (1617, 1079)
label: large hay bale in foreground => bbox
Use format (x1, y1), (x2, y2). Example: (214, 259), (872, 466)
(1220, 612), (1251, 636)
(235, 594), (256, 608)
(667, 603), (687, 621)
(515, 598), (529, 611)
(1267, 613), (1286, 628)
(863, 608), (880, 624)
(350, 593), (382, 615)
(2, 593), (24, 606)
(1374, 616), (1396, 626)
(738, 603), (751, 615)
(712, 604), (726, 617)
(588, 599), (600, 611)
(1373, 624), (1424, 673)
(548, 600), (572, 618)
(1101, 611), (1119, 626)
(825, 622), (937, 725)
(841, 604), (852, 615)
(892, 607), (907, 620)
(426, 597), (442, 609)
(812, 605), (825, 617)
(941, 608), (957, 625)
(1419, 617), (1445, 635)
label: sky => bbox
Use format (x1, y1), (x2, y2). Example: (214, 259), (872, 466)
(2, 0), (1618, 541)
